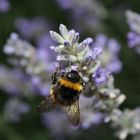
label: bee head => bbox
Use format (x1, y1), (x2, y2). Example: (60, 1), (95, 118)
(66, 70), (81, 83)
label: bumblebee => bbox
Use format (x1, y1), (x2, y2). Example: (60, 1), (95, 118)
(37, 69), (85, 126)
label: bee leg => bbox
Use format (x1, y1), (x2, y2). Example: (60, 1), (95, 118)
(81, 79), (86, 89)
(51, 71), (58, 84)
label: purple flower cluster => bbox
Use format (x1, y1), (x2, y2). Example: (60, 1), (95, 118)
(15, 17), (49, 40)
(56, 0), (107, 33)
(45, 24), (125, 131)
(4, 33), (55, 96)
(49, 24), (108, 86)
(126, 10), (140, 54)
(94, 34), (122, 73)
(15, 17), (55, 61)
(0, 65), (33, 96)
(1, 31), (55, 121)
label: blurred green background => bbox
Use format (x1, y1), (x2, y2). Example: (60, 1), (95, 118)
(0, 0), (140, 140)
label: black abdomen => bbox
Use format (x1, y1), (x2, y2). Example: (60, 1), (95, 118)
(55, 85), (79, 105)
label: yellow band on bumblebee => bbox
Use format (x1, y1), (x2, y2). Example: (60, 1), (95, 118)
(59, 78), (83, 92)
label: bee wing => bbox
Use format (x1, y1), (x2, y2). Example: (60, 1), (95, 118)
(62, 100), (80, 126)
(37, 94), (56, 112)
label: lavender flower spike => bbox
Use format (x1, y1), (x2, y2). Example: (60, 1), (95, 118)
(4, 33), (54, 96)
(49, 24), (102, 84)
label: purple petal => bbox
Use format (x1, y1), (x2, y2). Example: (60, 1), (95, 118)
(127, 32), (140, 48)
(93, 67), (109, 85)
(0, 0), (10, 12)
(94, 34), (107, 48)
(108, 39), (121, 53)
(92, 47), (102, 59)
(56, 0), (72, 9)
(107, 60), (122, 73)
